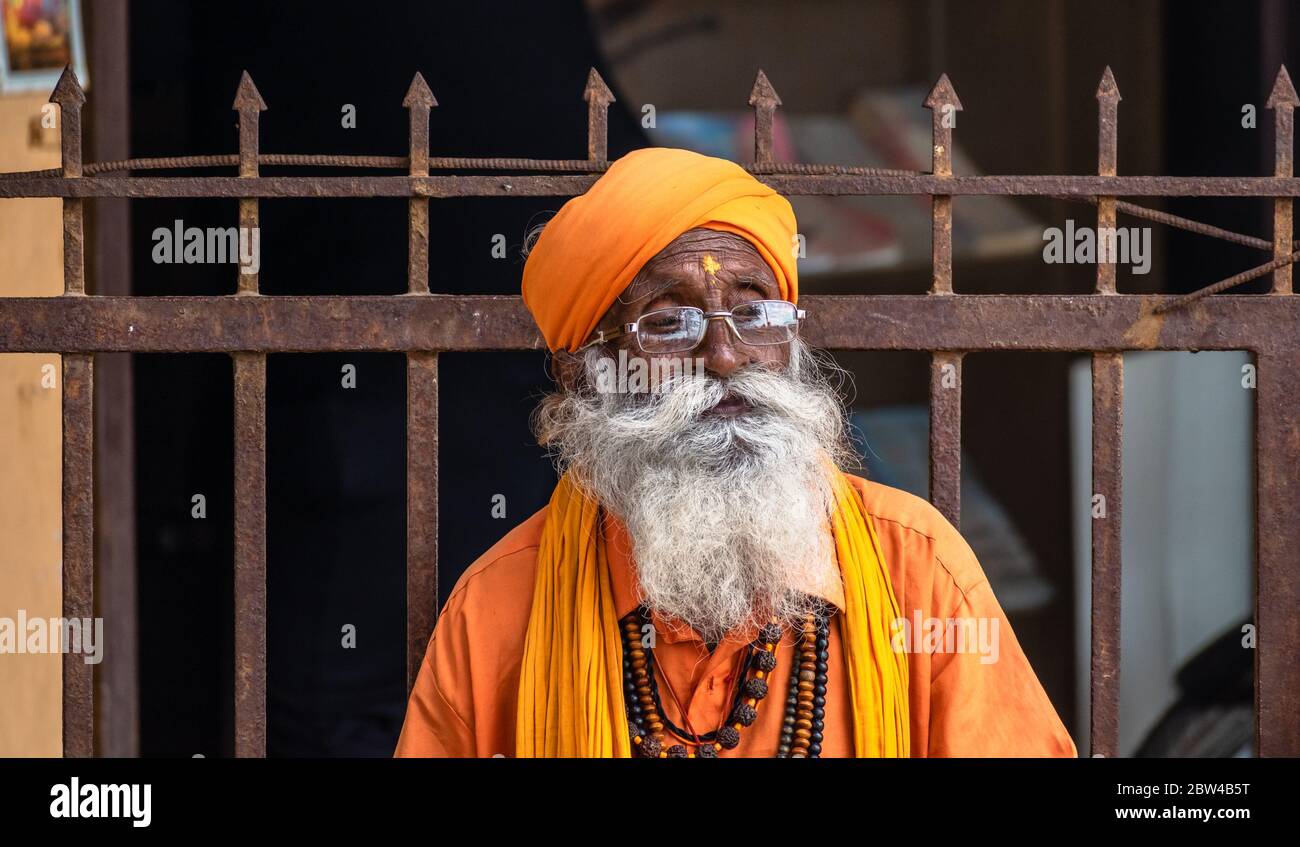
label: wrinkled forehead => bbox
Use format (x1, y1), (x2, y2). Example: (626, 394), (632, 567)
(617, 228), (776, 306)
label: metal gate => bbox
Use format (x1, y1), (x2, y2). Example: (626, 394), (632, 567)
(1, 65), (1296, 758)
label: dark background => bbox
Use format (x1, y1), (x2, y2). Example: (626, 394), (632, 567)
(122, 0), (1283, 756)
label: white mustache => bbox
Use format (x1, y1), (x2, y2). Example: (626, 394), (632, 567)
(594, 362), (834, 451)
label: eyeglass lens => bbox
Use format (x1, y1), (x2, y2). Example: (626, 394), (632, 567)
(637, 301), (798, 353)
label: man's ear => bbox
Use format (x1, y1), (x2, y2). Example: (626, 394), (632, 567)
(550, 349), (585, 393)
(551, 308), (621, 391)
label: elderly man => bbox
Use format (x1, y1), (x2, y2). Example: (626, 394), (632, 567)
(395, 147), (1076, 758)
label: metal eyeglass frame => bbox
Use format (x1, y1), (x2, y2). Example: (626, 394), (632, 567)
(577, 299), (807, 354)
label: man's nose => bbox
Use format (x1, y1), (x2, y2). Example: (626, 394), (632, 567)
(697, 314), (749, 379)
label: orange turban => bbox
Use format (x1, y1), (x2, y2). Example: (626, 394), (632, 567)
(521, 147), (799, 352)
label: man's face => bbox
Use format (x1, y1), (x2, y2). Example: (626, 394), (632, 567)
(593, 229), (791, 412)
(537, 228), (848, 642)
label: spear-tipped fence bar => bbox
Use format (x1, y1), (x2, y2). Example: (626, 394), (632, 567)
(1090, 66), (1122, 759)
(5, 65), (1295, 759)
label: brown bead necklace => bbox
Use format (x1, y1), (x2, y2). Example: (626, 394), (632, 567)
(620, 600), (831, 758)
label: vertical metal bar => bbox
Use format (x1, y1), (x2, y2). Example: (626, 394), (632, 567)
(1089, 352), (1123, 757)
(233, 72), (266, 294)
(749, 70), (780, 166)
(1267, 66), (1297, 294)
(230, 72), (268, 757)
(403, 70), (439, 687)
(929, 203), (953, 294)
(61, 354), (94, 758)
(928, 351), (962, 529)
(1261, 3), (1288, 225)
(1255, 350), (1300, 756)
(232, 352), (267, 757)
(406, 352), (439, 690)
(1096, 67), (1120, 294)
(584, 68), (613, 165)
(52, 65), (93, 758)
(924, 75), (963, 529)
(60, 204), (85, 295)
(407, 199), (429, 294)
(1089, 69), (1124, 757)
(408, 203), (428, 296)
(51, 67), (85, 295)
(925, 74), (961, 295)
(924, 75), (962, 529)
(404, 73), (434, 295)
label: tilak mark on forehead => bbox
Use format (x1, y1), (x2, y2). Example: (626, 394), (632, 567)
(701, 253), (722, 288)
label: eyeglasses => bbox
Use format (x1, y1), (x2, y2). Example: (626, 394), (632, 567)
(579, 300), (807, 354)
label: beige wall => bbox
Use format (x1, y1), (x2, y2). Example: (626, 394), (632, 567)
(0, 92), (65, 756)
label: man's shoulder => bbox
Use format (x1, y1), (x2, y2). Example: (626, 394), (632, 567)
(442, 506), (547, 614)
(842, 473), (986, 597)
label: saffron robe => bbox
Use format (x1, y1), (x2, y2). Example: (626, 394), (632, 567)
(394, 475), (1077, 758)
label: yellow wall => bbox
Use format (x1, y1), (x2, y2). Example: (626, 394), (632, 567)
(0, 92), (64, 756)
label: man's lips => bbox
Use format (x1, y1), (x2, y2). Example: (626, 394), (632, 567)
(707, 392), (750, 417)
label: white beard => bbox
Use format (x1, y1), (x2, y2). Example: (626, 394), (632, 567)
(533, 339), (855, 645)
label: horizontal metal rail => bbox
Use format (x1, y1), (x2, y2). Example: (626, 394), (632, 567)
(12, 173), (1300, 198)
(0, 293), (1295, 353)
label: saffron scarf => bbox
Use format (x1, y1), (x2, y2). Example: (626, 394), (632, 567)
(515, 470), (910, 757)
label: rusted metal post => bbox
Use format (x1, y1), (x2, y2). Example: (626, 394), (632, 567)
(1090, 352), (1123, 758)
(925, 74), (961, 295)
(404, 73), (434, 295)
(584, 68), (614, 165)
(1089, 67), (1124, 759)
(924, 75), (963, 527)
(61, 354), (94, 757)
(1096, 67), (1120, 294)
(232, 352), (267, 757)
(406, 352), (440, 690)
(404, 73), (440, 689)
(51, 65), (94, 758)
(51, 66), (85, 295)
(749, 70), (780, 166)
(928, 351), (963, 529)
(233, 72), (266, 294)
(1267, 65), (1297, 294)
(1255, 350), (1300, 756)
(231, 71), (268, 758)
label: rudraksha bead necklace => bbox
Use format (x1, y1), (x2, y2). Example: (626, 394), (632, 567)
(620, 600), (831, 758)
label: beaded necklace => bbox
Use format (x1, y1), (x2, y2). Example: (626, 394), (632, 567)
(620, 600), (831, 758)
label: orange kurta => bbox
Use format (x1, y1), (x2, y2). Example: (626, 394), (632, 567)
(394, 475), (1078, 757)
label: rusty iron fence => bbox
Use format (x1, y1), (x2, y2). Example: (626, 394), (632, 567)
(1, 64), (1296, 759)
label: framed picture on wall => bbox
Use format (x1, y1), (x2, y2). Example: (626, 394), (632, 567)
(0, 0), (86, 95)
